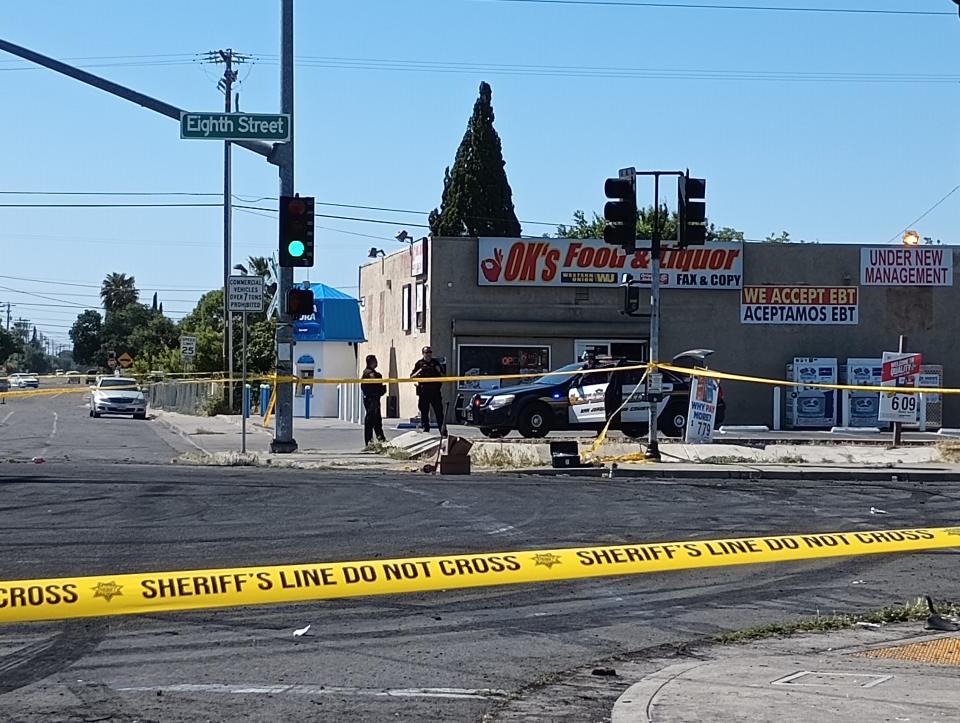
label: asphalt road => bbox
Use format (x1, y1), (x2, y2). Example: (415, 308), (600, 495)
(1, 391), (959, 721)
(0, 383), (188, 464)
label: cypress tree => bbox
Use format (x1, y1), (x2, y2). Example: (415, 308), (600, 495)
(429, 82), (521, 238)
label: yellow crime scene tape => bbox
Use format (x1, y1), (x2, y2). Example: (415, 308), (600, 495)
(0, 526), (956, 625)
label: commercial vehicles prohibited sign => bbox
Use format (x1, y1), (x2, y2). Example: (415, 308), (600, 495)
(228, 275), (264, 313)
(879, 351), (922, 424)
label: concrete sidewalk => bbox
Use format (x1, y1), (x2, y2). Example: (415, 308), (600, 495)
(612, 624), (960, 722)
(153, 411), (418, 471)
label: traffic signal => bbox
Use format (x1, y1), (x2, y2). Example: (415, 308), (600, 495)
(624, 284), (641, 316)
(621, 274), (642, 316)
(678, 174), (706, 247)
(287, 288), (315, 318)
(279, 195), (315, 267)
(603, 177), (637, 253)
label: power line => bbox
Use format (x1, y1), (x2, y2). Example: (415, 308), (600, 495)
(253, 55), (960, 85)
(886, 183), (960, 243)
(3, 52), (955, 85)
(471, 0), (952, 16)
(0, 274), (216, 292)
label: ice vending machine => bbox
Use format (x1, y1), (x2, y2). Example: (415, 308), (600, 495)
(786, 357), (837, 428)
(845, 358), (887, 429)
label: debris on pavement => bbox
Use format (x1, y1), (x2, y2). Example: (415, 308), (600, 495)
(591, 667), (617, 677)
(869, 507), (888, 515)
(855, 621), (881, 629)
(293, 624), (312, 637)
(31, 456), (44, 464)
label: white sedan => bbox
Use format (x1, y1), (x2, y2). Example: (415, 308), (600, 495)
(90, 376), (147, 419)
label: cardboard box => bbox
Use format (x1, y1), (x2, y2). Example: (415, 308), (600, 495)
(439, 455), (471, 475)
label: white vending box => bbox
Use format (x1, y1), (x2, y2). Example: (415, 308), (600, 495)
(846, 358), (887, 429)
(786, 357), (837, 429)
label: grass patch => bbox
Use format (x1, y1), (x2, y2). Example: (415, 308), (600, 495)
(714, 597), (959, 644)
(937, 440), (960, 463)
(471, 444), (548, 469)
(364, 440), (413, 460)
(176, 451), (260, 467)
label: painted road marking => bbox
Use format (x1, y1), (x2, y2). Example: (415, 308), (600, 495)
(117, 684), (509, 700)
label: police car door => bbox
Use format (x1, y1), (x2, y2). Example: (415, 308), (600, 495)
(568, 371), (608, 426)
(620, 376), (674, 423)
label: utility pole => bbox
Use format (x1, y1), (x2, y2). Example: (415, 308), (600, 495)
(203, 48), (249, 411)
(271, 0), (297, 453)
(4, 302), (10, 331)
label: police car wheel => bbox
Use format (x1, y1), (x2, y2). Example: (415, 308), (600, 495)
(621, 424), (647, 440)
(660, 405), (686, 438)
(481, 427), (510, 439)
(518, 404), (551, 438)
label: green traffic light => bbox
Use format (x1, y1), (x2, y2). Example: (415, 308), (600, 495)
(288, 240), (306, 257)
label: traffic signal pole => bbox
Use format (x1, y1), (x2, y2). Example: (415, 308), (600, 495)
(0, 4), (299, 453)
(271, 0), (298, 453)
(647, 174), (662, 461)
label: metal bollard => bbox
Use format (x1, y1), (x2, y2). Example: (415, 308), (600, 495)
(260, 384), (270, 418)
(243, 384), (252, 419)
(304, 385), (312, 420)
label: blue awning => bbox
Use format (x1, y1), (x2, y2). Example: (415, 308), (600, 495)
(293, 283), (366, 343)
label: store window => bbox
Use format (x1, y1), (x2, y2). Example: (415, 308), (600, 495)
(401, 285), (412, 333)
(575, 339), (646, 362)
(415, 283), (426, 331)
(458, 345), (551, 393)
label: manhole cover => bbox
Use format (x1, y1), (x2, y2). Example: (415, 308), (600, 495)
(858, 636), (960, 667)
(772, 671), (892, 688)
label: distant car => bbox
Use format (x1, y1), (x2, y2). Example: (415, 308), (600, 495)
(55, 369), (64, 376)
(90, 376), (147, 419)
(8, 373), (39, 389)
(84, 369), (100, 384)
(0, 376), (8, 393)
(65, 371), (82, 384)
(461, 350), (725, 439)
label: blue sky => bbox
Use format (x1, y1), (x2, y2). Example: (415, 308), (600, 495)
(1, 0), (957, 347)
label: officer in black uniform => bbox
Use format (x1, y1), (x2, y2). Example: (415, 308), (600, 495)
(361, 354), (386, 445)
(411, 346), (445, 432)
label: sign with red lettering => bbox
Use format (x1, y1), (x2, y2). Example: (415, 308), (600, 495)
(477, 238), (742, 288)
(881, 353), (921, 382)
(740, 286), (859, 325)
(860, 247), (953, 286)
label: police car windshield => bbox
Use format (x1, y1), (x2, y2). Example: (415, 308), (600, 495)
(534, 363), (583, 386)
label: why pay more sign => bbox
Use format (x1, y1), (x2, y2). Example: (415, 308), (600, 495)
(861, 247), (953, 286)
(685, 376), (720, 444)
(477, 238), (743, 289)
(740, 286), (859, 325)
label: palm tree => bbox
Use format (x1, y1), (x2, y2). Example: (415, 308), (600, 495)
(233, 256), (277, 300)
(100, 273), (139, 313)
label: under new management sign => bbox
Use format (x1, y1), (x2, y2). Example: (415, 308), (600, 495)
(180, 112), (291, 142)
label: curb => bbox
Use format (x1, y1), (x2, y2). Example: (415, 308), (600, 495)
(508, 466), (960, 482)
(152, 413), (208, 454)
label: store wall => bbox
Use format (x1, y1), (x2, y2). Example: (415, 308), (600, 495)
(359, 247), (433, 420)
(362, 238), (960, 427)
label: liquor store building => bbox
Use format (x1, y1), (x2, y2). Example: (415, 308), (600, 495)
(358, 237), (959, 428)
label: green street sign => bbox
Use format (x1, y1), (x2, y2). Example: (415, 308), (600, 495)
(180, 112), (290, 142)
